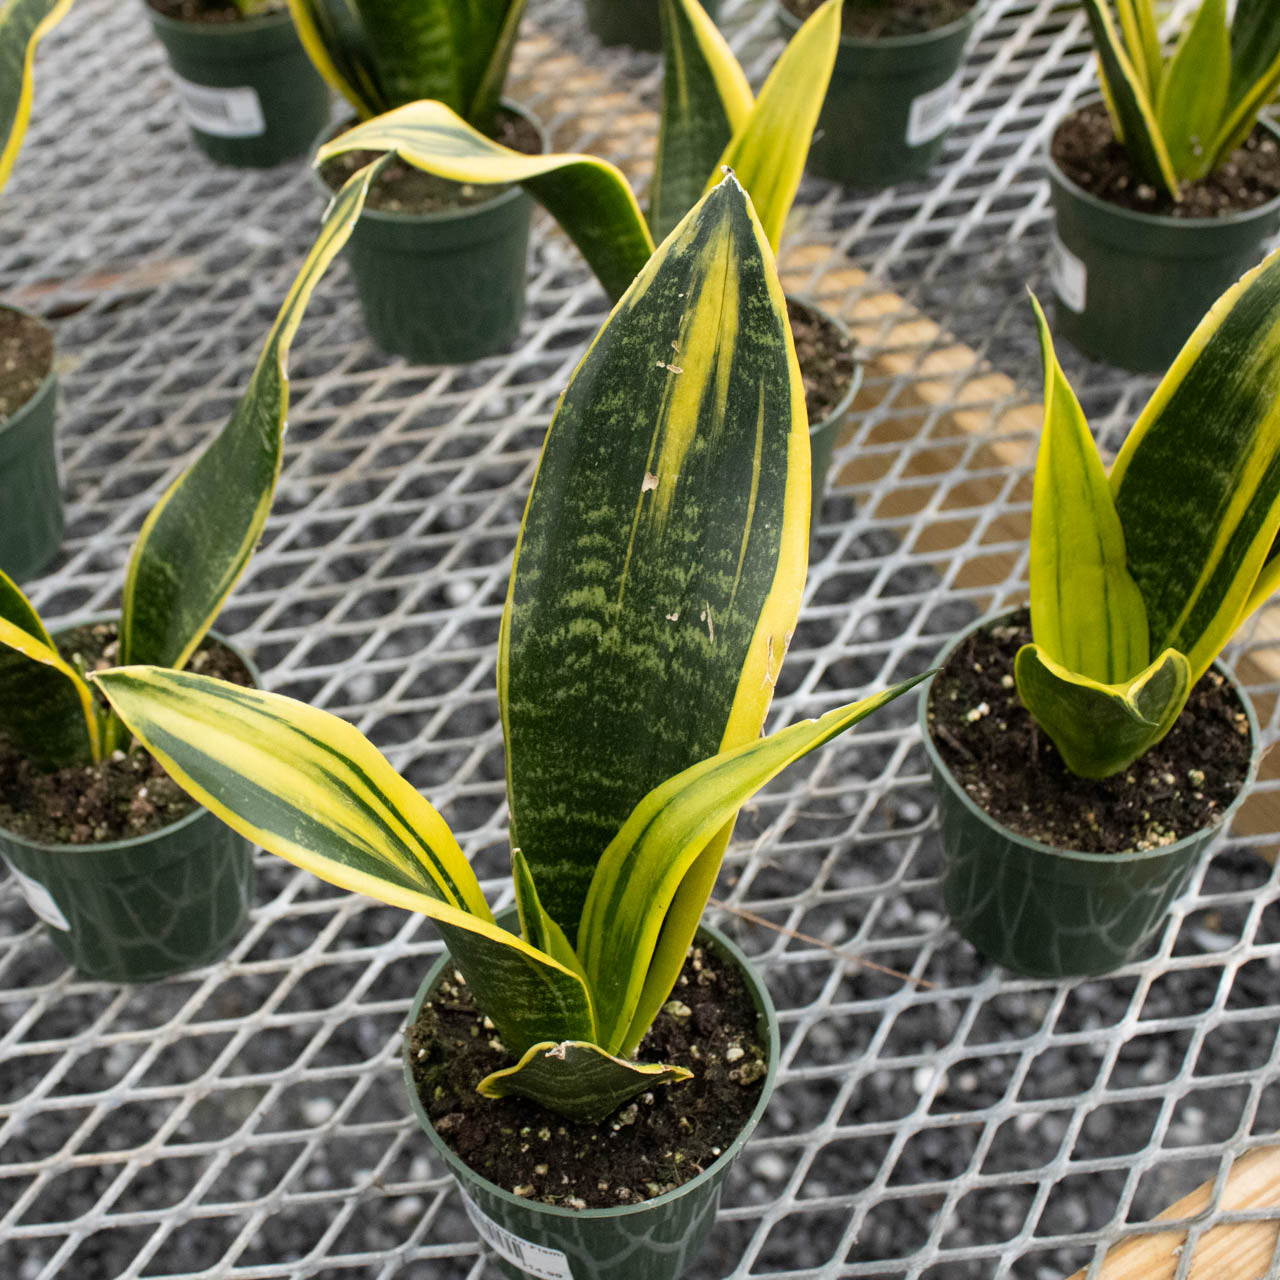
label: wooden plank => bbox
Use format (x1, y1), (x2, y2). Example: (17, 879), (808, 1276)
(1063, 1147), (1280, 1280)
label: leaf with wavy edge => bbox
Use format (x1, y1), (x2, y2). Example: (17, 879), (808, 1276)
(477, 1040), (691, 1123)
(94, 666), (596, 1056)
(1014, 643), (1191, 780)
(120, 159), (386, 671)
(0, 0), (72, 192)
(0, 571), (99, 768)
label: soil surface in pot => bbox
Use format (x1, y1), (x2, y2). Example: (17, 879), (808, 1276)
(781, 0), (975, 38)
(0, 624), (253, 844)
(319, 110), (541, 214)
(1051, 103), (1280, 218)
(927, 611), (1252, 852)
(145, 0), (279, 24)
(408, 936), (768, 1209)
(0, 309), (53, 424)
(788, 298), (856, 425)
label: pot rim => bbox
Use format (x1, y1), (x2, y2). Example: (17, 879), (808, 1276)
(0, 303), (56, 435)
(311, 98), (545, 228)
(142, 0), (296, 36)
(774, 0), (979, 49)
(786, 294), (864, 433)
(1044, 97), (1280, 232)
(0, 618), (261, 856)
(918, 607), (1261, 866)
(402, 915), (780, 1222)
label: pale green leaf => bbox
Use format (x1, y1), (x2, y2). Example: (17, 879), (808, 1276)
(1156, 0), (1229, 182)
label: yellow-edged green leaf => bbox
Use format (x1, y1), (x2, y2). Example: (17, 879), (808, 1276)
(316, 101), (654, 302)
(1111, 246), (1280, 685)
(512, 848), (587, 983)
(1014, 643), (1191, 779)
(1210, 0), (1280, 167)
(477, 1040), (691, 1123)
(650, 0), (753, 242)
(1115, 0), (1161, 100)
(498, 174), (809, 940)
(119, 160), (384, 672)
(0, 0), (71, 193)
(580, 676), (927, 1056)
(0, 571), (99, 768)
(711, 0), (842, 253)
(95, 665), (596, 1054)
(1027, 295), (1148, 684)
(1081, 0), (1179, 197)
(1156, 0), (1229, 182)
(286, 0), (524, 126)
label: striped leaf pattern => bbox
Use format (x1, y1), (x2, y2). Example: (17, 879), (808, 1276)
(0, 0), (71, 192)
(119, 160), (384, 672)
(499, 175), (808, 940)
(1111, 247), (1280, 685)
(316, 102), (653, 302)
(649, 0), (751, 243)
(711, 0), (842, 253)
(477, 1040), (691, 1123)
(1114, 0), (1159, 99)
(0, 571), (99, 768)
(1025, 296), (1148, 686)
(95, 667), (597, 1056)
(1215, 0), (1280, 162)
(287, 0), (525, 127)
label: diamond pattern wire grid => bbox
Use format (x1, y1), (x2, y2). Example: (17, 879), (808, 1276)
(3, 1), (1280, 1278)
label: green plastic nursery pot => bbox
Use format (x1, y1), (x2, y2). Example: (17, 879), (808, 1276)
(403, 921), (779, 1280)
(777, 1), (977, 188)
(799, 301), (863, 519)
(0, 628), (258, 983)
(327, 104), (542, 365)
(1046, 107), (1280, 373)
(0, 308), (61, 584)
(584, 0), (720, 50)
(145, 4), (330, 168)
(919, 613), (1259, 980)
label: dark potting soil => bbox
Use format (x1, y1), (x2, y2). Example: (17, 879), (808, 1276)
(927, 611), (1252, 852)
(0, 309), (53, 424)
(788, 298), (856, 426)
(1051, 102), (1280, 218)
(407, 936), (768, 1209)
(319, 110), (542, 214)
(0, 624), (253, 844)
(144, 0), (280, 23)
(781, 0), (975, 38)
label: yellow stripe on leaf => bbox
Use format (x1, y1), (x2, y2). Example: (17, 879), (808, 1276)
(0, 0), (72, 193)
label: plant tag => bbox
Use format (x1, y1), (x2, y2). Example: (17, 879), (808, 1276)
(167, 73), (266, 139)
(1050, 233), (1087, 313)
(461, 1192), (572, 1280)
(7, 864), (69, 931)
(906, 69), (963, 147)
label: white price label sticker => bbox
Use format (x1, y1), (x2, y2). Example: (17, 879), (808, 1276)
(906, 68), (963, 147)
(168, 72), (266, 138)
(462, 1193), (573, 1280)
(8, 864), (69, 931)
(1050, 233), (1088, 313)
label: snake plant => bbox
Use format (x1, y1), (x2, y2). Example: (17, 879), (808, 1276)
(1016, 246), (1280, 779)
(95, 177), (923, 1124)
(1081, 0), (1280, 199)
(287, 0), (526, 135)
(309, 0), (843, 302)
(0, 160), (386, 772)
(0, 0), (72, 193)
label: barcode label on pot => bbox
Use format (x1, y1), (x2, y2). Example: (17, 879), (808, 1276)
(461, 1192), (572, 1279)
(168, 73), (265, 138)
(1050, 233), (1087, 313)
(906, 69), (963, 146)
(8, 864), (69, 931)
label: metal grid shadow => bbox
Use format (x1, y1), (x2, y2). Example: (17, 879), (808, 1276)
(2, 1), (1279, 1277)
